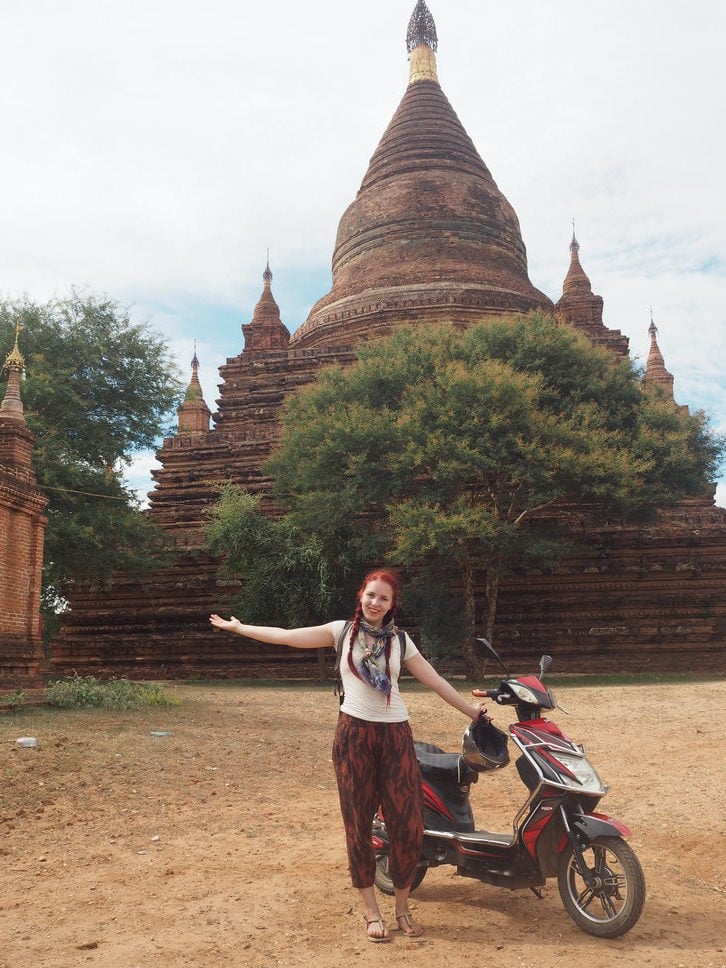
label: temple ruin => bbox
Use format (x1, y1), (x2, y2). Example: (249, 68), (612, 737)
(49, 2), (725, 678)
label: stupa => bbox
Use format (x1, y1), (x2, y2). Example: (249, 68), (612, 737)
(293, 2), (552, 349)
(49, 2), (725, 679)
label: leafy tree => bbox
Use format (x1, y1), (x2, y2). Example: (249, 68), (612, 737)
(0, 292), (183, 635)
(205, 486), (342, 675)
(260, 315), (723, 677)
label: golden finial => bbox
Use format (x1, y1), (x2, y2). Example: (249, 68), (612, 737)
(3, 322), (25, 372)
(407, 1), (438, 53)
(407, 0), (439, 84)
(1, 322), (27, 420)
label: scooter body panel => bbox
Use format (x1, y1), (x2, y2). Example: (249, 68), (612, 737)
(572, 811), (633, 841)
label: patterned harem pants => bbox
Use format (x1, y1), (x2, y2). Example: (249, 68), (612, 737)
(332, 713), (423, 890)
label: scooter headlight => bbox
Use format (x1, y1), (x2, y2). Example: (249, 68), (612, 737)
(553, 751), (608, 795)
(509, 682), (540, 704)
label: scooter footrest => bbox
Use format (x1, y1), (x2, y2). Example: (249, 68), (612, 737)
(457, 868), (543, 891)
(423, 829), (513, 847)
(459, 830), (513, 846)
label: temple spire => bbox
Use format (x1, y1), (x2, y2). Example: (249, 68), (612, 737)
(570, 220), (580, 254)
(562, 225), (592, 296)
(188, 341), (202, 397)
(292, 3), (553, 349)
(646, 311), (668, 371)
(177, 343), (211, 435)
(407, 1), (438, 84)
(241, 259), (290, 355)
(555, 230), (630, 357)
(0, 320), (38, 473)
(1, 323), (27, 422)
(643, 311), (677, 404)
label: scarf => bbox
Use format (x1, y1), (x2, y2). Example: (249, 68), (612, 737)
(357, 619), (396, 696)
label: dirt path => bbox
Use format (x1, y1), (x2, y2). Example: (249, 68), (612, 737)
(1, 679), (724, 968)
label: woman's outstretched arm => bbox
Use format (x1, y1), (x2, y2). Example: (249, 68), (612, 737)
(404, 652), (484, 720)
(209, 614), (336, 650)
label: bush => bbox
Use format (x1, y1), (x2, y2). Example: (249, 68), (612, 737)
(44, 675), (179, 711)
(0, 690), (27, 709)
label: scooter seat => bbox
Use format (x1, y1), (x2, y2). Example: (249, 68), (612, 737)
(414, 741), (477, 784)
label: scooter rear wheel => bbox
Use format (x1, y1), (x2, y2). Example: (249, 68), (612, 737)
(374, 854), (427, 896)
(557, 835), (645, 938)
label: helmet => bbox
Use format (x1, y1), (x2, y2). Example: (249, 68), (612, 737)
(462, 718), (510, 772)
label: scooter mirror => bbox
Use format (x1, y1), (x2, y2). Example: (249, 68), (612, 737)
(539, 654), (553, 676)
(475, 637), (509, 674)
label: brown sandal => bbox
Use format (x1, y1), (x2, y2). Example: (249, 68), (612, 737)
(396, 912), (424, 938)
(364, 916), (390, 943)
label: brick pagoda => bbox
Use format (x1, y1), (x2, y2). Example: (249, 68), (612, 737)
(50, 2), (725, 678)
(0, 329), (48, 688)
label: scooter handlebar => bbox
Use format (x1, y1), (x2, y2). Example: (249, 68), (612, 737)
(472, 687), (516, 705)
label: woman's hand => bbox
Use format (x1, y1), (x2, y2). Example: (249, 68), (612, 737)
(209, 613), (240, 634)
(471, 702), (491, 722)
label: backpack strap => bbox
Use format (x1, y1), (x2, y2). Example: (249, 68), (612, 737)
(333, 620), (352, 701)
(334, 623), (408, 703)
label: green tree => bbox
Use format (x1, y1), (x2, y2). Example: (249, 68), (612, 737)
(261, 315), (723, 677)
(0, 292), (183, 635)
(205, 485), (340, 628)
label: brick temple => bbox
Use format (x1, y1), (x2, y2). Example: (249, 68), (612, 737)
(0, 329), (48, 688)
(49, 2), (726, 678)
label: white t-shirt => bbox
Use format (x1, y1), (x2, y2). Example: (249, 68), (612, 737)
(330, 619), (420, 723)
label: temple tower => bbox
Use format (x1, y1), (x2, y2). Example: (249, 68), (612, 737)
(176, 345), (212, 437)
(0, 327), (48, 689)
(555, 231), (629, 356)
(642, 315), (679, 403)
(240, 260), (290, 355)
(291, 0), (552, 349)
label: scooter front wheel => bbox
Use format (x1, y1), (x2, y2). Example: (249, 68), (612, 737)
(558, 835), (645, 938)
(374, 854), (427, 896)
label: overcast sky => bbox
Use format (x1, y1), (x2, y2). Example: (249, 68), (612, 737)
(1, 0), (724, 505)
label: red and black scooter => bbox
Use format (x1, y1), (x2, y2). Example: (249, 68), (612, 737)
(372, 639), (645, 938)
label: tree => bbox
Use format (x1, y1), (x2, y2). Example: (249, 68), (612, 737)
(261, 315), (723, 677)
(0, 292), (183, 635)
(205, 485), (340, 628)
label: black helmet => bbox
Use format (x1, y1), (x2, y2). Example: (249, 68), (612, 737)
(462, 718), (510, 772)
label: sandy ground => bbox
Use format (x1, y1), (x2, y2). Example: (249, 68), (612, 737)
(1, 678), (724, 968)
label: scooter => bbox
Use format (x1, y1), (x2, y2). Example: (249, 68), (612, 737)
(371, 639), (646, 938)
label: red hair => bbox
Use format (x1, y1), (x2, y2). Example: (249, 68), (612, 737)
(347, 570), (400, 689)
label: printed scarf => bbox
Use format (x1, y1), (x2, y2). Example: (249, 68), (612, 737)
(357, 619), (396, 696)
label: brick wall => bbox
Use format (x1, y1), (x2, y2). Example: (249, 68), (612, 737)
(0, 418), (48, 689)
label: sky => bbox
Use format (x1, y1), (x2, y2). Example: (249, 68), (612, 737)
(1, 0), (724, 505)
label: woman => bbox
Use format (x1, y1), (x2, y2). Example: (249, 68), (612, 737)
(210, 569), (484, 943)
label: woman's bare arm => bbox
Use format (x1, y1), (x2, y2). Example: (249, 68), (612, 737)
(404, 651), (484, 720)
(209, 614), (336, 650)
